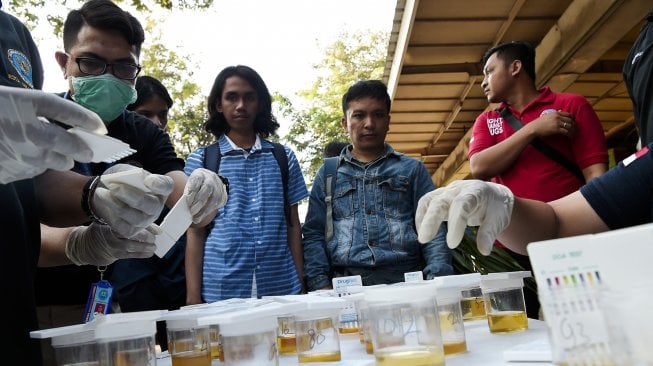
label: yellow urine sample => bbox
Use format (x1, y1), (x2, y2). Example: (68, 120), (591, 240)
(439, 311), (455, 332)
(339, 325), (360, 334)
(365, 339), (374, 354)
(298, 351), (342, 362)
(460, 297), (486, 320)
(277, 334), (297, 355)
(443, 341), (467, 355)
(209, 343), (223, 361)
(375, 347), (445, 366)
(170, 351), (211, 366)
(113, 349), (148, 366)
(487, 311), (528, 333)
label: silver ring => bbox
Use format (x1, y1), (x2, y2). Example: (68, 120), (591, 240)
(563, 122), (569, 129)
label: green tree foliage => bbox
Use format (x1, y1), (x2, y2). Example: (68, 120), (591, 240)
(7, 0), (213, 32)
(280, 30), (389, 180)
(139, 20), (213, 159)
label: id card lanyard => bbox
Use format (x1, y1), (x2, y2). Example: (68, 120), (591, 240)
(83, 265), (114, 323)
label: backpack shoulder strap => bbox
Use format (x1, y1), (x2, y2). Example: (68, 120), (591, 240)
(270, 142), (291, 226)
(499, 108), (585, 183)
(323, 157), (339, 243)
(203, 142), (222, 173)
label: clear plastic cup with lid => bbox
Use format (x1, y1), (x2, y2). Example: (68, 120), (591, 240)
(93, 311), (164, 366)
(365, 282), (445, 366)
(218, 315), (279, 366)
(31, 323), (97, 366)
(291, 296), (345, 363)
(433, 285), (467, 355)
(448, 273), (486, 321)
(163, 309), (212, 366)
(480, 271), (532, 333)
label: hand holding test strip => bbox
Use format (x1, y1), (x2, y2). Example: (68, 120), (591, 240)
(99, 167), (193, 257)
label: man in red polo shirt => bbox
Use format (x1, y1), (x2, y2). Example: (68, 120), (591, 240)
(468, 41), (608, 317)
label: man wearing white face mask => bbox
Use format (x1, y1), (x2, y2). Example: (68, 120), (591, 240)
(35, 1), (227, 361)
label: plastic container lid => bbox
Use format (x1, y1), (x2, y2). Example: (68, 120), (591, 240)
(197, 301), (303, 326)
(219, 314), (278, 337)
(271, 295), (346, 320)
(92, 311), (164, 341)
(30, 323), (94, 347)
(481, 271), (532, 292)
(435, 285), (462, 303)
(94, 319), (156, 341)
(163, 308), (218, 330)
(431, 273), (481, 290)
(365, 281), (438, 304)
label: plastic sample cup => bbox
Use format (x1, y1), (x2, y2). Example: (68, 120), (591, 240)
(481, 271), (531, 333)
(208, 325), (223, 362)
(365, 282), (445, 366)
(294, 309), (342, 362)
(31, 324), (97, 366)
(220, 316), (278, 366)
(166, 324), (211, 366)
(430, 273), (484, 321)
(277, 315), (297, 355)
(93, 311), (164, 366)
(53, 330), (97, 366)
(460, 286), (486, 321)
(436, 286), (467, 355)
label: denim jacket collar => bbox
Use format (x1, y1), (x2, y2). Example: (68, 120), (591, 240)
(342, 143), (402, 166)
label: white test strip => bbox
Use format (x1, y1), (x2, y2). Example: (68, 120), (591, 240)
(154, 196), (193, 257)
(99, 167), (148, 191)
(68, 127), (136, 163)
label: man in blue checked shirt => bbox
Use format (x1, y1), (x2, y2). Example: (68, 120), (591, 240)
(184, 65), (308, 303)
(302, 80), (453, 291)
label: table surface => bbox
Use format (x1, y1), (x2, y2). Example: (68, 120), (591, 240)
(157, 318), (554, 365)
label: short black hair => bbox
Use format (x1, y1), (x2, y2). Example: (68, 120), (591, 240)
(204, 65), (279, 138)
(482, 41), (536, 81)
(63, 0), (145, 56)
(342, 80), (391, 115)
(323, 141), (348, 158)
(128, 76), (173, 111)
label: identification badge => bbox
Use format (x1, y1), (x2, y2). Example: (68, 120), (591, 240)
(84, 279), (113, 323)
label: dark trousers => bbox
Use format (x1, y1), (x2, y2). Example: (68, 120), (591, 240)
(116, 275), (186, 350)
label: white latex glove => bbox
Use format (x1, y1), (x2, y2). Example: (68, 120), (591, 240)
(415, 180), (514, 256)
(184, 168), (228, 224)
(0, 85), (105, 184)
(92, 164), (174, 238)
(65, 223), (160, 266)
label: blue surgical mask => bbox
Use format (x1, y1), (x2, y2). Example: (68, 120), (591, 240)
(71, 74), (137, 122)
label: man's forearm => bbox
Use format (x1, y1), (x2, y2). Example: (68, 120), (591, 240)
(38, 224), (74, 267)
(185, 226), (206, 304)
(287, 205), (306, 291)
(470, 127), (537, 180)
(35, 170), (90, 227)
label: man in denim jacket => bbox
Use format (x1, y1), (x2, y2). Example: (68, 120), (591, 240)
(302, 80), (452, 291)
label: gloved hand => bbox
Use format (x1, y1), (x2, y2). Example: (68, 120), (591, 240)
(65, 223), (160, 266)
(184, 168), (228, 224)
(0, 85), (105, 184)
(415, 180), (514, 256)
(91, 164), (174, 238)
